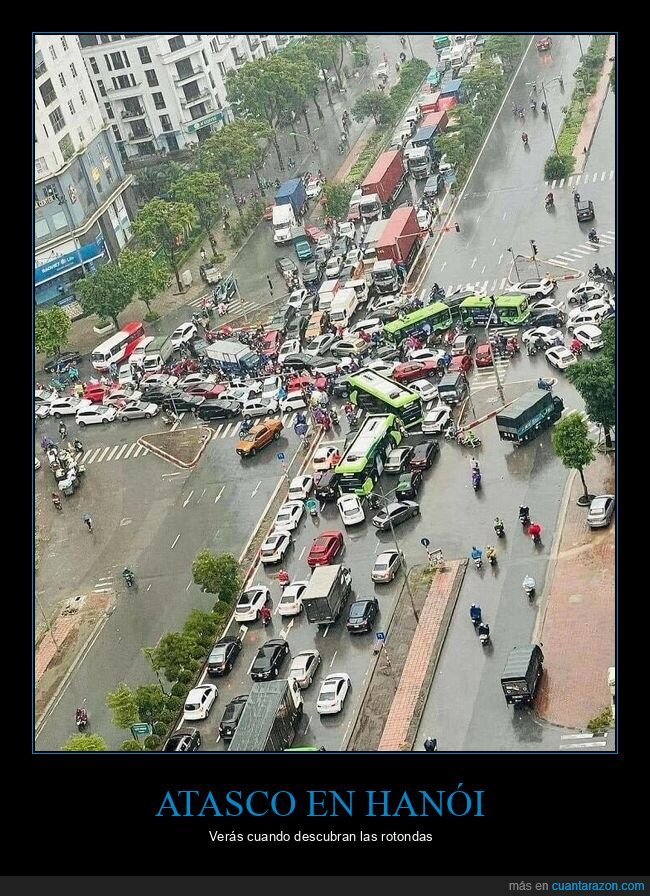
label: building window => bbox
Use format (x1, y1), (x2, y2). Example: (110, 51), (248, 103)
(152, 92), (166, 110)
(138, 46), (151, 64)
(35, 219), (51, 240)
(90, 114), (97, 132)
(124, 51), (131, 68)
(58, 72), (66, 88)
(104, 102), (114, 119)
(78, 128), (85, 142)
(89, 56), (99, 75)
(61, 36), (68, 51)
(113, 74), (130, 90)
(67, 99), (75, 115)
(59, 133), (75, 161)
(49, 106), (65, 134)
(35, 157), (49, 176)
(39, 79), (57, 107)
(70, 62), (77, 78)
(49, 44), (58, 61)
(168, 35), (186, 53)
(145, 69), (159, 87)
(95, 80), (105, 97)
(112, 124), (122, 142)
(217, 61), (227, 78)
(109, 51), (125, 70)
(99, 34), (111, 44)
(52, 211), (68, 230)
(160, 114), (172, 132)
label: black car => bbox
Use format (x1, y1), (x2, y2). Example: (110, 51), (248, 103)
(161, 391), (205, 413)
(219, 695), (248, 740)
(371, 344), (401, 362)
(140, 384), (182, 404)
(409, 440), (440, 471)
(43, 350), (83, 373)
(196, 399), (241, 421)
(384, 446), (415, 475)
(576, 199), (595, 222)
(374, 306), (401, 323)
(395, 470), (423, 500)
(250, 638), (290, 681)
(275, 256), (298, 278)
(302, 260), (323, 287)
(315, 469), (341, 503)
(528, 309), (566, 328)
(281, 352), (320, 371)
(331, 376), (351, 398)
(207, 636), (242, 676)
(346, 598), (379, 633)
(163, 728), (201, 752)
(285, 315), (308, 343)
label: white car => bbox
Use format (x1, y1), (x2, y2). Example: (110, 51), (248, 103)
(530, 297), (565, 315)
(572, 324), (604, 352)
(313, 445), (340, 471)
(260, 530), (292, 565)
(337, 221), (356, 241)
(521, 326), (564, 347)
(314, 357), (348, 376)
(287, 474), (314, 502)
(407, 347), (447, 364)
(48, 396), (92, 418)
(410, 379), (438, 403)
(511, 278), (556, 298)
(337, 494), (366, 526)
(364, 358), (397, 376)
(545, 346), (577, 371)
(305, 334), (337, 357)
(417, 208), (432, 231)
(76, 405), (118, 427)
(369, 294), (409, 314)
(288, 649), (321, 688)
(278, 339), (301, 364)
(117, 363), (136, 387)
(178, 372), (213, 388)
(183, 684), (218, 721)
(35, 455), (42, 471)
(316, 672), (351, 715)
(234, 586), (271, 622)
(371, 549), (404, 583)
(422, 405), (451, 434)
(348, 318), (383, 338)
(567, 302), (614, 331)
(277, 581), (309, 617)
(142, 373), (179, 388)
(273, 500), (305, 532)
(35, 392), (60, 419)
(171, 322), (197, 348)
(305, 179), (323, 200)
(104, 388), (142, 408)
(261, 376), (283, 401)
(240, 397), (279, 418)
(316, 233), (333, 253)
(325, 255), (343, 278)
(567, 281), (609, 305)
(117, 400), (160, 421)
(280, 392), (308, 413)
(345, 247), (363, 265)
(287, 288), (309, 310)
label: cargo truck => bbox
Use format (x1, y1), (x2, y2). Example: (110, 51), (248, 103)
(301, 564), (352, 625)
(272, 178), (307, 244)
(495, 389), (564, 445)
(407, 125), (441, 178)
(228, 679), (303, 752)
(358, 150), (406, 223)
(317, 279), (341, 314)
(272, 204), (295, 244)
(142, 336), (174, 373)
(362, 218), (389, 276)
(205, 340), (260, 376)
(372, 207), (422, 294)
(501, 644), (544, 706)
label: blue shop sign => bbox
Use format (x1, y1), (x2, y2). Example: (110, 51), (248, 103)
(35, 236), (105, 285)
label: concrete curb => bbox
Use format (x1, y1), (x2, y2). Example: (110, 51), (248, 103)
(137, 426), (212, 469)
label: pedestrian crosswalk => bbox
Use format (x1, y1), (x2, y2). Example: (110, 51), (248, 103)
(544, 169), (614, 190)
(188, 290), (258, 320)
(420, 278), (510, 301)
(547, 230), (616, 266)
(560, 731), (609, 750)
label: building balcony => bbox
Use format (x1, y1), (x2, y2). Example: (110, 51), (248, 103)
(232, 54), (247, 67)
(128, 129), (153, 142)
(173, 68), (204, 86)
(247, 36), (260, 49)
(106, 80), (142, 98)
(120, 107), (146, 120)
(180, 88), (211, 107)
(160, 38), (202, 64)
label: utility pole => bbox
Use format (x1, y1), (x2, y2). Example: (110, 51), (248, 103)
(485, 297), (505, 405)
(507, 247), (520, 281)
(376, 480), (419, 623)
(540, 81), (559, 156)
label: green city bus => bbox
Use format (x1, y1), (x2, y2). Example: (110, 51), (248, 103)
(383, 302), (453, 345)
(460, 293), (530, 327)
(335, 414), (403, 496)
(347, 369), (423, 429)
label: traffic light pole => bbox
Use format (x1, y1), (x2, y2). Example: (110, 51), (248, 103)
(485, 300), (505, 405)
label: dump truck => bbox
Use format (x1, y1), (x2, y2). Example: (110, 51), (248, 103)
(301, 564), (352, 625)
(501, 644), (544, 706)
(228, 679), (303, 752)
(495, 389), (564, 445)
(358, 150), (406, 223)
(373, 207), (422, 294)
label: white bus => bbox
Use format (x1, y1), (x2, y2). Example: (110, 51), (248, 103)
(91, 321), (145, 371)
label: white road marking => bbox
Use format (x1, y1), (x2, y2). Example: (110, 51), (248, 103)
(329, 650), (337, 667)
(491, 237), (497, 246)
(574, 174), (582, 185)
(550, 179), (557, 189)
(322, 624), (331, 638)
(186, 581), (193, 591)
(119, 518), (132, 527)
(124, 444), (136, 458)
(592, 172), (598, 183)
(600, 171), (606, 181)
(480, 266), (486, 275)
(170, 533), (181, 550)
(162, 471), (183, 478)
(558, 177), (565, 188)
(85, 448), (101, 464)
(299, 546), (306, 560)
(198, 488), (206, 503)
(470, 257), (477, 269)
(147, 584), (152, 591)
(214, 485), (225, 504)
(440, 261), (447, 271)
(251, 480), (262, 498)
(502, 212), (507, 221)
(183, 490), (194, 508)
(560, 741), (607, 749)
(303, 715), (311, 734)
(475, 215), (481, 224)
(561, 732), (604, 740)
(221, 423), (233, 439)
(609, 170), (614, 180)
(115, 444), (127, 460)
(212, 425), (223, 439)
(497, 253), (503, 265)
(133, 444), (143, 457)
(96, 447), (111, 463)
(142, 448), (149, 455)
(481, 280), (488, 291)
(106, 446), (119, 461)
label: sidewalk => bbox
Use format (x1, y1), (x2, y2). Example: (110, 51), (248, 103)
(535, 452), (615, 728)
(573, 35), (615, 172)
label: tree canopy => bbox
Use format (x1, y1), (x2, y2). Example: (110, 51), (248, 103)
(551, 411), (597, 501)
(77, 261), (134, 330)
(106, 682), (139, 730)
(352, 90), (395, 126)
(191, 550), (241, 606)
(119, 249), (169, 317)
(35, 307), (71, 357)
(61, 733), (108, 751)
(132, 198), (197, 293)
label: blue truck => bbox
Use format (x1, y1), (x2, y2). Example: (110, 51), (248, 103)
(205, 340), (260, 376)
(275, 177), (307, 218)
(407, 125), (442, 178)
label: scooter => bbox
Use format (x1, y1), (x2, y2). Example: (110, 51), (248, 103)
(75, 709), (88, 731)
(522, 575), (536, 599)
(588, 230), (600, 244)
(477, 622), (491, 646)
(519, 507), (531, 527)
(527, 342), (538, 357)
(494, 520), (505, 538)
(471, 549), (483, 570)
(162, 411), (180, 425)
(470, 604), (482, 627)
(486, 547), (497, 566)
(123, 569), (135, 588)
(538, 378), (553, 391)
(472, 471), (481, 491)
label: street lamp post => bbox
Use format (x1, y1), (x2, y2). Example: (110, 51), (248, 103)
(375, 480), (419, 624)
(540, 80), (560, 156)
(485, 298), (505, 405)
(507, 247), (520, 281)
(575, 35), (585, 59)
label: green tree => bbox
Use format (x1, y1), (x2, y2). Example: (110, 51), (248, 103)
(284, 43), (326, 120)
(119, 249), (169, 318)
(183, 609), (221, 651)
(303, 34), (340, 105)
(132, 198), (197, 294)
(35, 307), (71, 357)
(322, 181), (354, 219)
(121, 740), (143, 751)
(192, 550), (241, 604)
(199, 119), (270, 214)
(170, 170), (225, 241)
(551, 411), (597, 503)
(134, 684), (168, 726)
(144, 632), (196, 683)
(77, 261), (135, 330)
(226, 61), (287, 171)
(61, 733), (108, 751)
(434, 134), (467, 169)
(566, 357), (615, 449)
(106, 682), (140, 729)
(135, 159), (186, 202)
(483, 35), (527, 71)
(601, 319), (615, 363)
(352, 90), (395, 126)
(544, 153), (573, 180)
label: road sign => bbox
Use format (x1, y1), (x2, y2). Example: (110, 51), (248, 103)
(421, 537), (430, 548)
(277, 452), (285, 461)
(130, 723), (152, 738)
(376, 631), (386, 642)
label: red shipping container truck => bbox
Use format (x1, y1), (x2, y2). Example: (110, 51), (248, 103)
(358, 150), (406, 222)
(375, 207), (422, 265)
(420, 110), (449, 132)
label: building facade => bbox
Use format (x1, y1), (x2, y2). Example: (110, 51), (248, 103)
(78, 34), (288, 163)
(35, 34), (136, 307)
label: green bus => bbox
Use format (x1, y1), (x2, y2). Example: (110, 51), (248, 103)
(347, 369), (423, 429)
(459, 293), (531, 327)
(335, 414), (403, 496)
(383, 302), (453, 345)
(284, 746), (326, 752)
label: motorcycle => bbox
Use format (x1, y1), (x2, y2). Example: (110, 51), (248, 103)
(470, 604), (482, 627)
(471, 548), (483, 570)
(522, 574), (536, 599)
(545, 196), (554, 210)
(588, 230), (600, 244)
(330, 409), (340, 426)
(521, 132), (529, 145)
(530, 526), (542, 546)
(538, 377), (553, 391)
(52, 494), (63, 512)
(123, 569), (135, 588)
(457, 431), (481, 448)
(486, 547), (497, 566)
(589, 264), (603, 279)
(494, 520), (505, 538)
(162, 411), (180, 425)
(472, 471), (481, 491)
(519, 507), (531, 527)
(477, 622), (491, 646)
(526, 342), (538, 357)
(75, 708), (88, 731)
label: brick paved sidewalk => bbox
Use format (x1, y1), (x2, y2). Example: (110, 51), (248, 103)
(535, 453), (615, 728)
(573, 35), (615, 172)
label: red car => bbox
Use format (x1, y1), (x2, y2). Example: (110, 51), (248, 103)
(261, 330), (282, 358)
(392, 360), (438, 383)
(307, 530), (344, 568)
(305, 224), (327, 244)
(287, 372), (328, 393)
(82, 383), (110, 403)
(263, 205), (274, 222)
(448, 354), (473, 375)
(185, 382), (227, 399)
(475, 343), (493, 368)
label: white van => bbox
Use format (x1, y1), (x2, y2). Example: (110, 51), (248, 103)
(317, 279), (341, 314)
(329, 288), (358, 326)
(129, 336), (155, 366)
(344, 278), (369, 305)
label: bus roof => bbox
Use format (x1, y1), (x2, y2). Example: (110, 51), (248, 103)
(460, 295), (492, 308)
(384, 301), (451, 333)
(348, 369), (418, 406)
(337, 415), (396, 472)
(495, 293), (527, 306)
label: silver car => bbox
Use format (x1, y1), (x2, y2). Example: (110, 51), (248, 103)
(288, 649), (321, 689)
(587, 495), (615, 528)
(117, 400), (160, 421)
(371, 550), (404, 583)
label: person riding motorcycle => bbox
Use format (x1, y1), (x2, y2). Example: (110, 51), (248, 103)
(519, 505), (530, 525)
(494, 517), (505, 536)
(470, 457), (480, 473)
(75, 707), (88, 729)
(51, 492), (62, 511)
(469, 603), (482, 624)
(528, 522), (542, 543)
(423, 737), (438, 752)
(122, 567), (134, 586)
(570, 336), (583, 356)
(545, 191), (554, 207)
(240, 415), (253, 434)
(486, 545), (497, 565)
(521, 132), (528, 145)
(471, 546), (482, 563)
(541, 101), (547, 114)
(588, 228), (598, 241)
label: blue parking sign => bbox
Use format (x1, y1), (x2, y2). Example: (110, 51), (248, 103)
(376, 631), (386, 642)
(277, 452), (285, 461)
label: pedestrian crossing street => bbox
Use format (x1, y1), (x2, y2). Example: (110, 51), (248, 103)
(559, 731), (610, 751)
(544, 169), (614, 191)
(547, 229), (616, 267)
(188, 290), (258, 319)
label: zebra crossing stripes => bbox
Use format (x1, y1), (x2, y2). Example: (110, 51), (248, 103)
(545, 170), (614, 190)
(188, 292), (258, 319)
(427, 277), (510, 301)
(560, 732), (609, 750)
(547, 231), (616, 266)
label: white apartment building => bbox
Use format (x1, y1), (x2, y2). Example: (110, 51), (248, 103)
(78, 34), (289, 161)
(34, 34), (136, 307)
